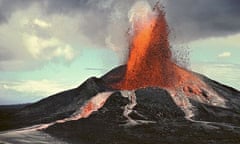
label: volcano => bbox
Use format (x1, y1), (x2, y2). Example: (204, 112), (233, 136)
(1, 3), (240, 144)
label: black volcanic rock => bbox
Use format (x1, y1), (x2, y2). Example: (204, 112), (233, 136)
(101, 65), (126, 86)
(199, 74), (240, 110)
(44, 88), (240, 144)
(1, 65), (240, 144)
(0, 77), (108, 131)
(133, 88), (185, 121)
(0, 104), (28, 131)
(44, 88), (185, 144)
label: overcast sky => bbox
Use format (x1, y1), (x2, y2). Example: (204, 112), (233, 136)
(0, 0), (239, 104)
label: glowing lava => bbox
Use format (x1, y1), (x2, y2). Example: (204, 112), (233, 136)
(111, 4), (183, 90)
(125, 5), (175, 89)
(109, 3), (223, 104)
(101, 2), (228, 112)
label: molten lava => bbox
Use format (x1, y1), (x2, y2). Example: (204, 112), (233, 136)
(110, 4), (213, 96)
(124, 6), (175, 89)
(105, 3), (225, 107)
(111, 5), (179, 90)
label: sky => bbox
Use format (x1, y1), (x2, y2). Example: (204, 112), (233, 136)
(0, 0), (239, 105)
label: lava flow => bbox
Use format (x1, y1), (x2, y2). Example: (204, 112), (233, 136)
(109, 3), (225, 106)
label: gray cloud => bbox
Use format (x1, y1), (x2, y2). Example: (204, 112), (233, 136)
(166, 0), (240, 42)
(37, 0), (240, 42)
(44, 0), (138, 49)
(0, 0), (37, 23)
(0, 47), (14, 61)
(0, 0), (239, 71)
(1, 0), (240, 41)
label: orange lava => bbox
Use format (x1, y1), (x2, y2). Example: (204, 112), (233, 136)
(124, 6), (174, 89)
(111, 4), (208, 93)
(81, 101), (94, 118)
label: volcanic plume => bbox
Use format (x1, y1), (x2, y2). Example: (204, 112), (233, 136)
(122, 5), (176, 89)
(105, 3), (227, 108)
(110, 4), (203, 92)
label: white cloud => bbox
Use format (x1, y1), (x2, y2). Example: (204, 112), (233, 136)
(23, 34), (75, 61)
(218, 52), (231, 58)
(0, 80), (73, 96)
(0, 3), (85, 71)
(33, 18), (51, 28)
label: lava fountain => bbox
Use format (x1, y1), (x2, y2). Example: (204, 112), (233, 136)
(124, 3), (175, 89)
(111, 3), (192, 90)
(109, 2), (225, 107)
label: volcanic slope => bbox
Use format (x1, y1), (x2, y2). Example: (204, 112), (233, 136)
(0, 67), (240, 144)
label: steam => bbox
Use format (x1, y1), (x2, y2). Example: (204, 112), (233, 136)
(128, 1), (153, 27)
(127, 0), (157, 44)
(105, 0), (160, 63)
